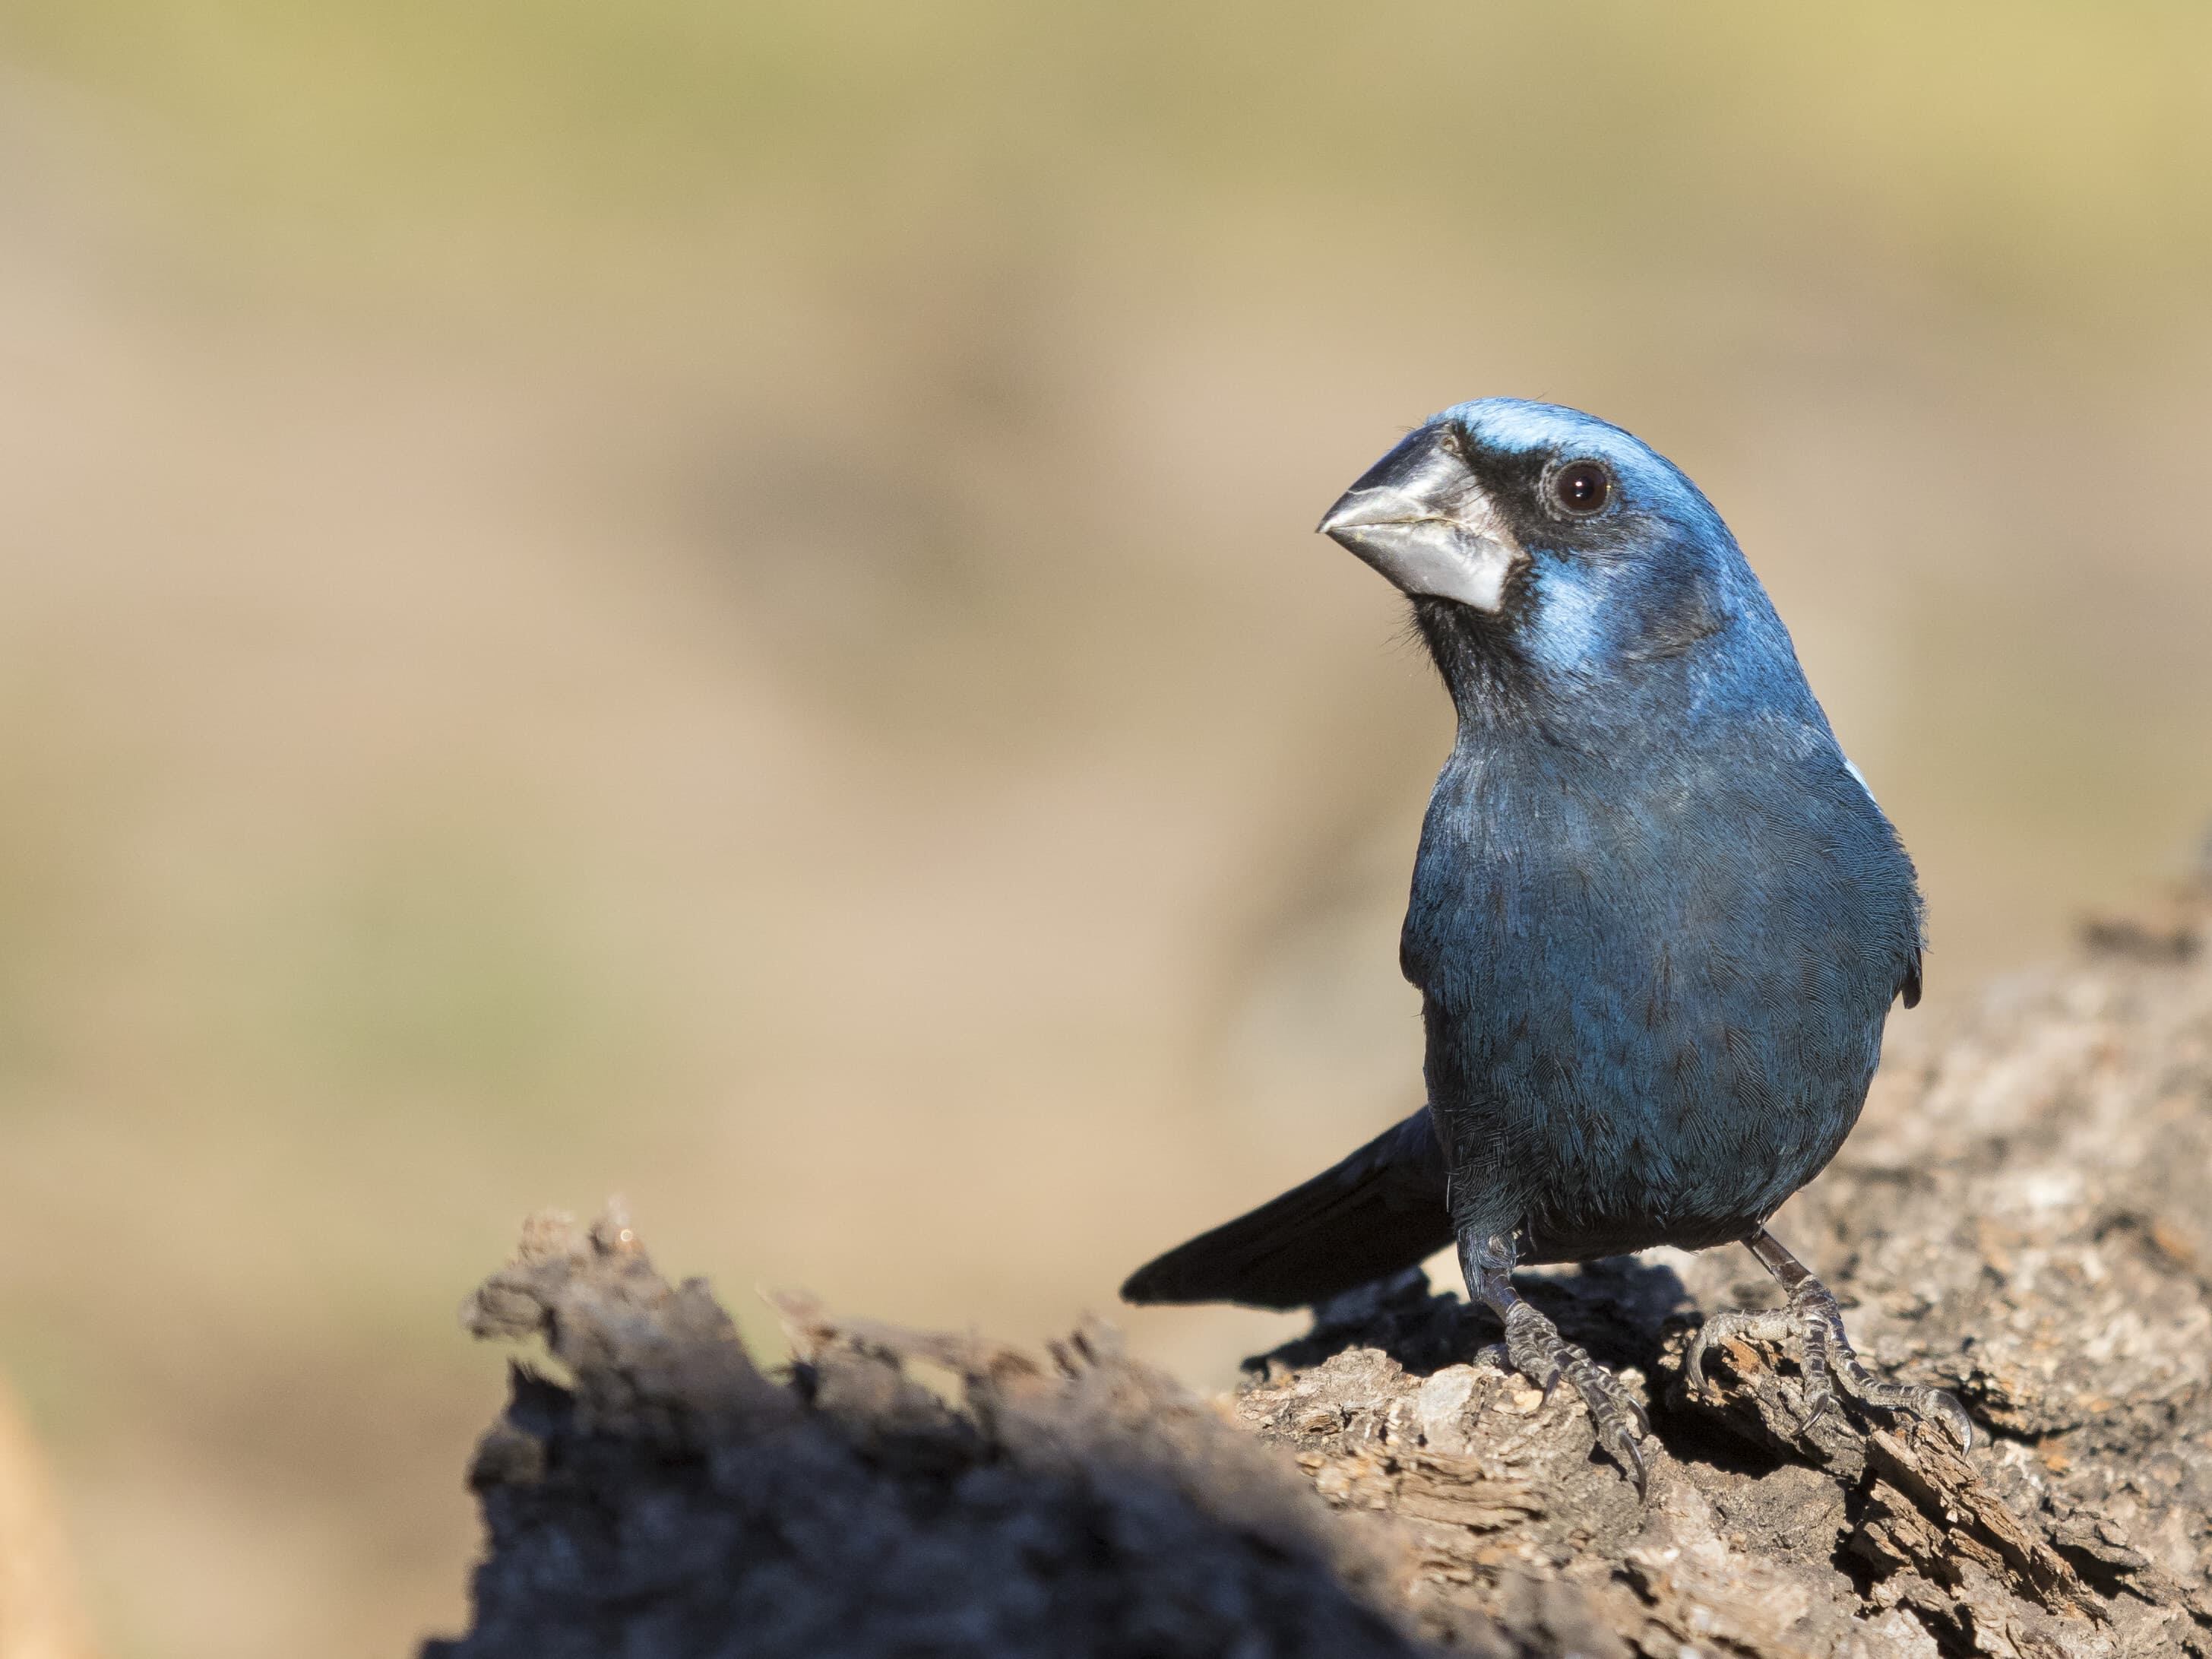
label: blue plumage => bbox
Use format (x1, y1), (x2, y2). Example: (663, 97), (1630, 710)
(1402, 401), (1922, 1260)
(1125, 401), (1968, 1486)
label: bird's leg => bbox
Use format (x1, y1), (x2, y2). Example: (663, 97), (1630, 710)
(1462, 1233), (1648, 1493)
(1687, 1226), (1973, 1451)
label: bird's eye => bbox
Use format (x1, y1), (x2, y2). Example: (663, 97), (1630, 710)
(1550, 461), (1611, 517)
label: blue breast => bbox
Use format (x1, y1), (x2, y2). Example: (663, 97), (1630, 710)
(1403, 689), (1922, 1262)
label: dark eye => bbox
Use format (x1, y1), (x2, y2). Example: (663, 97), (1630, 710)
(1550, 461), (1611, 516)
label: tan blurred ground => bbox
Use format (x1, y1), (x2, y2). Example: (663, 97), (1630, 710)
(0, 6), (2207, 1657)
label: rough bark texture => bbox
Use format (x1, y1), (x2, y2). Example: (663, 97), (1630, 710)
(427, 878), (2212, 1658)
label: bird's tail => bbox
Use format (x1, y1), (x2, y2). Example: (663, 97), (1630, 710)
(1120, 1108), (1454, 1309)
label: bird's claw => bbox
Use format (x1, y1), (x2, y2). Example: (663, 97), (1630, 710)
(1610, 1423), (1648, 1499)
(1504, 1301), (1649, 1493)
(1624, 1391), (1652, 1439)
(1685, 1306), (1796, 1402)
(1798, 1384), (1834, 1436)
(1835, 1367), (1976, 1452)
(1926, 1389), (1976, 1452)
(1689, 1279), (1973, 1452)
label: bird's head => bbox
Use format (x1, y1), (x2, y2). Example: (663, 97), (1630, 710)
(1319, 399), (1780, 709)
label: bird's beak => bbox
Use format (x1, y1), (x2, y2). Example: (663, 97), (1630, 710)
(1317, 426), (1524, 613)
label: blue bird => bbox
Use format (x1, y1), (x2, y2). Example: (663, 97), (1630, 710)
(1122, 399), (1971, 1488)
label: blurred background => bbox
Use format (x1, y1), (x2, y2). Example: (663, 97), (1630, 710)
(0, 3), (2207, 1654)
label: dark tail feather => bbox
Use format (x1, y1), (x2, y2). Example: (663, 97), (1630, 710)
(1120, 1109), (1454, 1309)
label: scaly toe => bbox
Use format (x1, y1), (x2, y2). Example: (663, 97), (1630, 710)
(1587, 1385), (1650, 1493)
(1848, 1379), (1974, 1452)
(1685, 1308), (1794, 1399)
(1718, 1240), (1982, 1458)
(1470, 1341), (1513, 1376)
(1557, 1348), (1650, 1488)
(1786, 1282), (1976, 1452)
(1504, 1303), (1650, 1490)
(1926, 1389), (1975, 1452)
(1903, 1386), (1974, 1452)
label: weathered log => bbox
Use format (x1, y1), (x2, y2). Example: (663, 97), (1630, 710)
(427, 878), (2212, 1658)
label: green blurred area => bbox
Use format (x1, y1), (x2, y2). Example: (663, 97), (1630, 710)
(12, 2), (2212, 310)
(0, 6), (2207, 1657)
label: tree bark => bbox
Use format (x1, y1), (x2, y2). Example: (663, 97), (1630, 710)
(426, 879), (2212, 1658)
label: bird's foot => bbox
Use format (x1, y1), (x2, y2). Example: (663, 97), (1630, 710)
(1688, 1277), (1972, 1452)
(1503, 1300), (1650, 1493)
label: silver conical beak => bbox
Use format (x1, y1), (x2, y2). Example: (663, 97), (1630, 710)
(1318, 426), (1524, 612)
